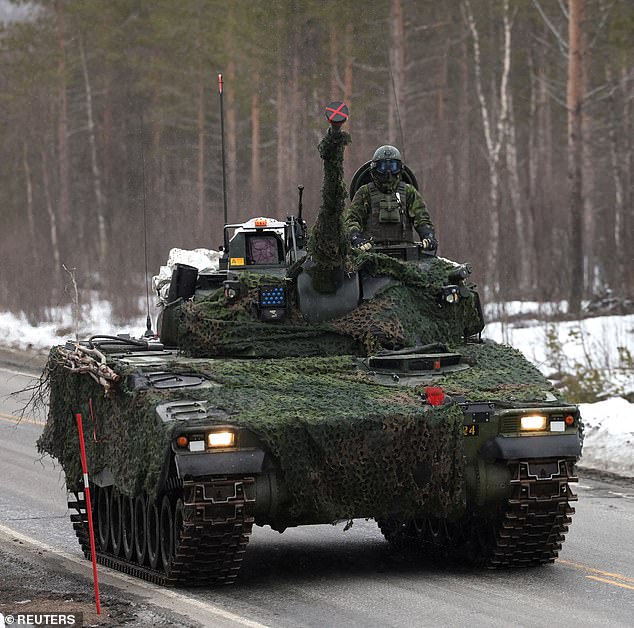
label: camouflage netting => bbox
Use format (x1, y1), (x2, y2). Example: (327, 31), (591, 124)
(178, 275), (364, 357)
(306, 127), (351, 292)
(331, 255), (483, 353)
(38, 348), (174, 499)
(176, 253), (483, 358)
(38, 350), (466, 522)
(433, 341), (562, 403)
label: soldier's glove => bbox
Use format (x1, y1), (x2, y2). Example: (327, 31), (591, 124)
(350, 229), (373, 251)
(416, 226), (438, 251)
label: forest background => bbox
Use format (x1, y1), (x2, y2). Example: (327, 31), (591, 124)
(0, 0), (633, 322)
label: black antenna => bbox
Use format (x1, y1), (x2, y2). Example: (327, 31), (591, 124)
(139, 108), (154, 338)
(387, 54), (406, 160)
(218, 73), (228, 242)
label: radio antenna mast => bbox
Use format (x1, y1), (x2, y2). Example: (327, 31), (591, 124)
(140, 108), (154, 337)
(218, 73), (228, 229)
(387, 54), (406, 161)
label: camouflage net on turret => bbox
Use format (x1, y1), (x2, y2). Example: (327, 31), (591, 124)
(38, 349), (466, 522)
(175, 253), (483, 358)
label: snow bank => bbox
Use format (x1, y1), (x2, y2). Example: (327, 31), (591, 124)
(578, 397), (634, 478)
(0, 303), (146, 352)
(483, 314), (634, 397)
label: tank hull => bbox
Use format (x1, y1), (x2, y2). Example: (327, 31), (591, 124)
(39, 338), (581, 584)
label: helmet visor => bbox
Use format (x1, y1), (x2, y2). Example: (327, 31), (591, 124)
(374, 159), (401, 175)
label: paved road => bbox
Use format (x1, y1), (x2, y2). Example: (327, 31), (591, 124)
(1, 363), (633, 627)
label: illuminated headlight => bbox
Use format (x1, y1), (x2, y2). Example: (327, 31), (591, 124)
(520, 415), (547, 431)
(207, 431), (235, 448)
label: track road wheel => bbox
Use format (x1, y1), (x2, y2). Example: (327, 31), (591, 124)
(134, 495), (147, 566)
(159, 495), (174, 574)
(122, 495), (135, 561)
(96, 486), (110, 552)
(147, 499), (160, 570)
(173, 498), (185, 553)
(109, 488), (123, 556)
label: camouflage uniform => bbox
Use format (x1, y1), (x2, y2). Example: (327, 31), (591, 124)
(344, 182), (434, 245)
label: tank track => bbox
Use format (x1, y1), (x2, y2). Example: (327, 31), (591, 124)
(378, 458), (578, 568)
(68, 477), (255, 586)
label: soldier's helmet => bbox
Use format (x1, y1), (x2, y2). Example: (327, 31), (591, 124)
(370, 145), (403, 193)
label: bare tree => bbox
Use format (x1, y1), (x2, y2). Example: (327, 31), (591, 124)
(41, 146), (61, 273)
(567, 0), (586, 313)
(79, 35), (107, 262)
(54, 0), (70, 229)
(276, 53), (288, 213)
(344, 22), (354, 106)
(196, 80), (205, 231)
(462, 0), (514, 296)
(22, 141), (36, 256)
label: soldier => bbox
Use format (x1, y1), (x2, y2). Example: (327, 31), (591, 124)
(344, 145), (437, 251)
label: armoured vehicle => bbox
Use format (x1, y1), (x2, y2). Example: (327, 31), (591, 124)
(38, 103), (582, 586)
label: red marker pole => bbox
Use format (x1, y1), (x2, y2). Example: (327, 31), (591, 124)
(76, 412), (101, 615)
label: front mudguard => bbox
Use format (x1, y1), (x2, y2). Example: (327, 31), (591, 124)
(479, 433), (582, 462)
(174, 449), (266, 477)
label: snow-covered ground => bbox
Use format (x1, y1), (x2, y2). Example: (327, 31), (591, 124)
(0, 302), (147, 351)
(484, 303), (634, 398)
(0, 300), (632, 479)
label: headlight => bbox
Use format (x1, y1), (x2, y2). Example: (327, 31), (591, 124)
(207, 431), (235, 448)
(520, 415), (547, 431)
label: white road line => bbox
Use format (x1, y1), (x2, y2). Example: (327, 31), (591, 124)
(0, 366), (39, 379)
(608, 491), (634, 500)
(0, 522), (270, 628)
(0, 412), (42, 426)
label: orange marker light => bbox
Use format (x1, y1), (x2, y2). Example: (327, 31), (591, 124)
(176, 435), (189, 448)
(565, 415), (575, 426)
(255, 218), (267, 227)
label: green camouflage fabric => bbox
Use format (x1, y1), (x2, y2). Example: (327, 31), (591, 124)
(305, 127), (351, 292)
(37, 335), (560, 523)
(174, 251), (483, 358)
(38, 349), (467, 522)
